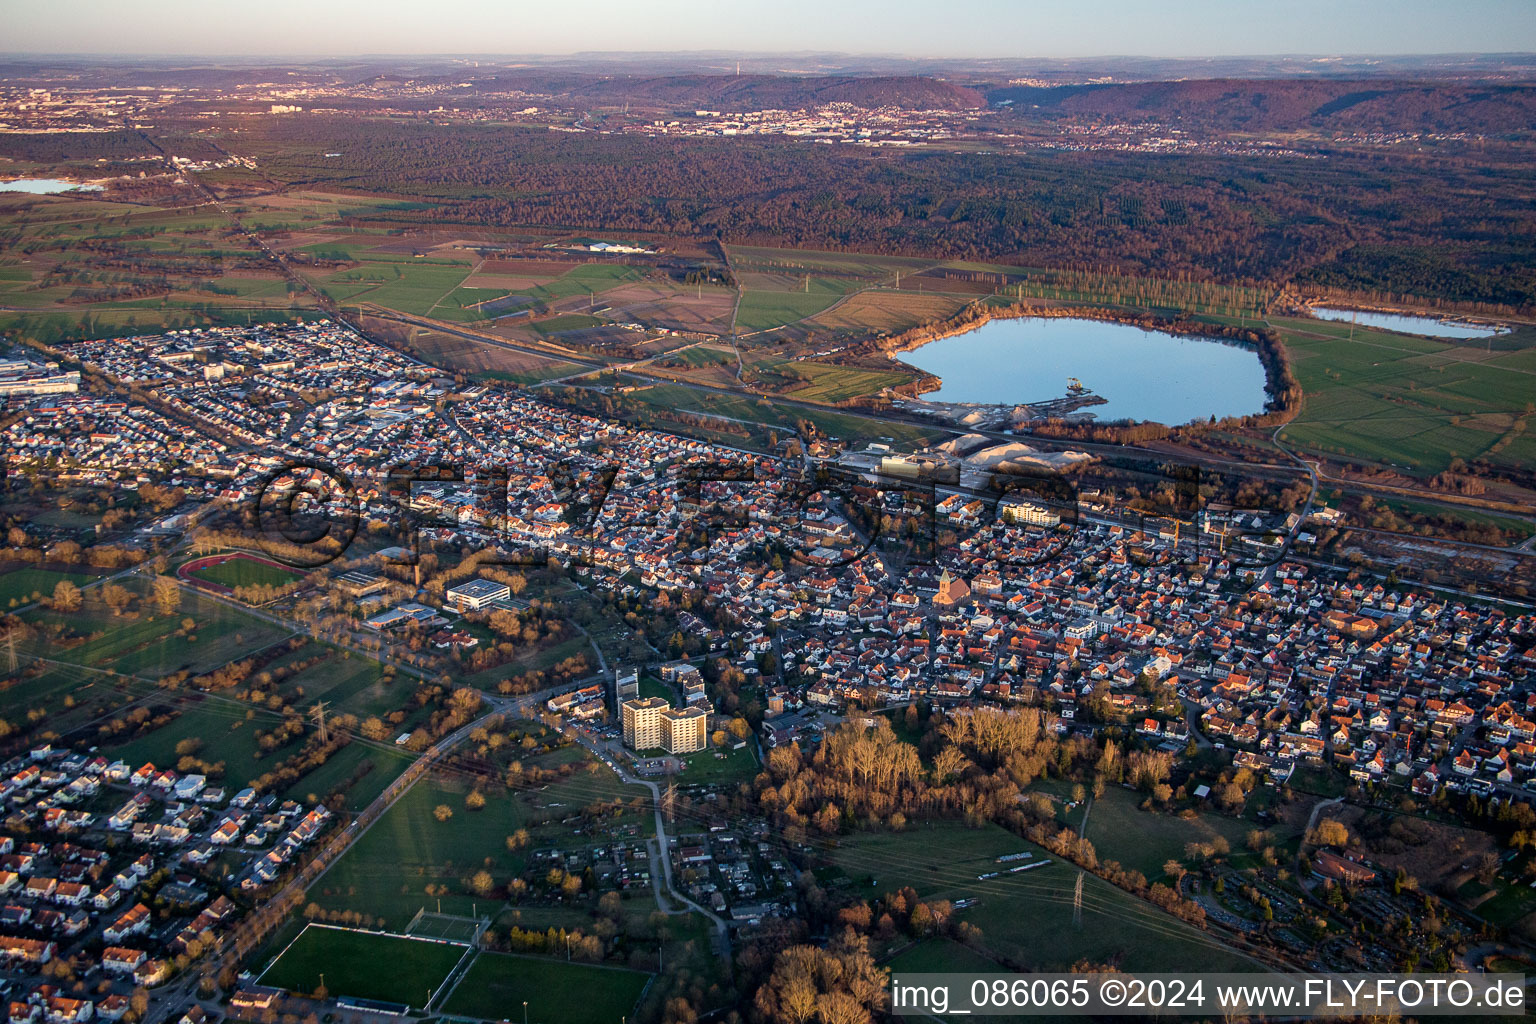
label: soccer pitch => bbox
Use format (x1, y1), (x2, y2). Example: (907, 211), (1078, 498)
(258, 924), (469, 1007)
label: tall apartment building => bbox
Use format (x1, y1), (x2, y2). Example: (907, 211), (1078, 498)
(622, 697), (669, 750)
(612, 667), (639, 710)
(660, 704), (708, 754)
(622, 697), (709, 754)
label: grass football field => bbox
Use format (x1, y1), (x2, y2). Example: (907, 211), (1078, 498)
(441, 952), (651, 1023)
(259, 925), (468, 1006)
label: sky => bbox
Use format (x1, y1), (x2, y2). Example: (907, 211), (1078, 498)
(5, 0), (1535, 58)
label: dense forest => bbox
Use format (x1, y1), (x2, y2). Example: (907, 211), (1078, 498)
(219, 118), (1536, 308)
(989, 78), (1536, 133)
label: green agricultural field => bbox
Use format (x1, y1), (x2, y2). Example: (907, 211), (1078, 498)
(762, 360), (913, 404)
(828, 823), (1263, 973)
(432, 285), (519, 322)
(545, 262), (646, 293)
(320, 261), (477, 317)
(259, 925), (467, 1006)
(727, 244), (929, 279)
(185, 555), (306, 590)
(1270, 314), (1536, 474)
(534, 313), (608, 335)
(736, 276), (863, 334)
(441, 952), (651, 1023)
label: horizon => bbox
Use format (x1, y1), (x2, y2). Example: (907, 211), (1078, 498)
(5, 49), (1536, 61)
(7, 0), (1536, 60)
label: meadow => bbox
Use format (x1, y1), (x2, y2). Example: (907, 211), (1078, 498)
(18, 577), (291, 680)
(1079, 786), (1274, 882)
(827, 822), (1263, 973)
(100, 640), (417, 796)
(311, 758), (655, 927)
(671, 743), (760, 788)
(0, 567), (99, 607)
(755, 360), (912, 404)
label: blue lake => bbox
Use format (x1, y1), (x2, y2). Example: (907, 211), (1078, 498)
(900, 316), (1270, 425)
(1311, 306), (1504, 339)
(0, 178), (102, 195)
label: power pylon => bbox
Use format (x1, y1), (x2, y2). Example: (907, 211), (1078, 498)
(311, 701), (331, 744)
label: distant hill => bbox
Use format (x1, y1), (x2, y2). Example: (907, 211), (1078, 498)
(482, 72), (986, 111)
(987, 79), (1536, 132)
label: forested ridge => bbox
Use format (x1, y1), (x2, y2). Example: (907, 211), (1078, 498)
(229, 118), (1536, 308)
(988, 78), (1536, 132)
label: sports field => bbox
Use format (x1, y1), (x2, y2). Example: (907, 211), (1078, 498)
(440, 952), (651, 1023)
(183, 553), (307, 590)
(259, 925), (468, 1006)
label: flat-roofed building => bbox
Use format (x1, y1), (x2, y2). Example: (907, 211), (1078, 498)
(623, 697), (709, 754)
(613, 667), (639, 708)
(622, 697), (670, 751)
(1000, 498), (1062, 528)
(335, 570), (386, 597)
(445, 577), (510, 611)
(661, 705), (708, 754)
